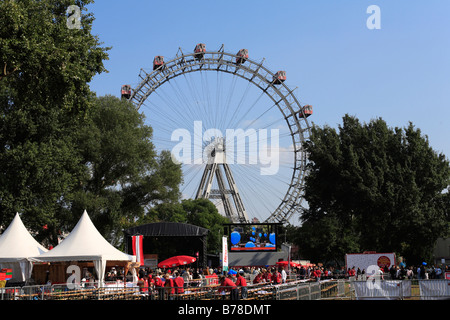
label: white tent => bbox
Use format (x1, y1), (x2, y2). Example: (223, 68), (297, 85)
(0, 213), (48, 282)
(31, 210), (136, 285)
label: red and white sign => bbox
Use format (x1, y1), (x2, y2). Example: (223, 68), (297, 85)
(132, 235), (144, 266)
(222, 236), (228, 272)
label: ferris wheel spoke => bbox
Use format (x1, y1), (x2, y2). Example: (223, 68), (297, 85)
(168, 78), (204, 126)
(224, 81), (253, 130)
(214, 71), (224, 129)
(141, 100), (190, 140)
(180, 165), (204, 198)
(228, 90), (265, 130)
(184, 71), (212, 128)
(176, 74), (202, 123)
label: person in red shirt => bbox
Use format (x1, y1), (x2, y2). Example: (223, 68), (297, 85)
(141, 275), (149, 293)
(313, 268), (322, 281)
(218, 274), (239, 300)
(154, 273), (164, 300)
(163, 274), (175, 300)
(263, 269), (272, 283)
(173, 272), (184, 296)
(272, 269), (282, 284)
(235, 270), (248, 299)
(348, 267), (356, 278)
(253, 272), (262, 284)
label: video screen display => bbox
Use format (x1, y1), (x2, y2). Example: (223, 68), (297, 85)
(224, 223), (280, 252)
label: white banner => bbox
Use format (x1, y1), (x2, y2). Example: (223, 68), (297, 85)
(419, 280), (450, 300)
(353, 280), (411, 300)
(345, 253), (396, 272)
(222, 236), (228, 272)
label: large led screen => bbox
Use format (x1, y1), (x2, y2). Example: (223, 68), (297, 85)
(224, 223), (280, 252)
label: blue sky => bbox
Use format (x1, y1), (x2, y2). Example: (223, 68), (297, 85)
(88, 0), (450, 155)
(87, 0), (450, 223)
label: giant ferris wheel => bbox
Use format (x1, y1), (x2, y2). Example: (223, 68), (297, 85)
(122, 44), (313, 225)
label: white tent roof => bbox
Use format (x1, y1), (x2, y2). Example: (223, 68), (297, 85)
(31, 210), (135, 263)
(0, 213), (48, 262)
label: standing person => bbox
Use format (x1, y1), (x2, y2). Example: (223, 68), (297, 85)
(272, 268), (282, 285)
(235, 270), (248, 299)
(164, 274), (175, 300)
(227, 274), (239, 300)
(281, 267), (287, 283)
(313, 267), (322, 282)
(264, 269), (272, 283)
(138, 275), (148, 293)
(435, 265), (443, 279)
(348, 267), (356, 278)
(406, 266), (414, 280)
(143, 275), (149, 293)
(299, 266), (306, 280)
(182, 269), (192, 288)
(253, 271), (262, 284)
(154, 272), (164, 300)
(420, 266), (426, 280)
(173, 272), (185, 298)
(218, 274), (239, 300)
(389, 265), (396, 280)
(139, 267), (145, 279)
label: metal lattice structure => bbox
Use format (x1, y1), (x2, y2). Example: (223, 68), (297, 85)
(128, 44), (312, 224)
(195, 137), (250, 223)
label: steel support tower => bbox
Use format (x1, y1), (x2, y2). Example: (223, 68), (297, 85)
(195, 138), (249, 223)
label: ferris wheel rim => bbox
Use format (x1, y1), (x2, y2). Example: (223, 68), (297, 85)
(129, 45), (312, 224)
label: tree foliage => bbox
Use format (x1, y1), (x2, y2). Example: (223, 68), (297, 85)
(0, 0), (108, 241)
(64, 95), (183, 246)
(0, 1), (184, 247)
(298, 115), (450, 264)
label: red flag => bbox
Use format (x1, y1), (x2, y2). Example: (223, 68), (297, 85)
(0, 273), (5, 281)
(132, 235), (144, 266)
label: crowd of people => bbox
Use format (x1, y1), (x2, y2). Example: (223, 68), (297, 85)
(104, 265), (295, 300)
(346, 264), (449, 280)
(98, 262), (449, 300)
(124, 264), (340, 300)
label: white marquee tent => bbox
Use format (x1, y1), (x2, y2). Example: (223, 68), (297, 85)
(30, 210), (136, 285)
(0, 213), (48, 282)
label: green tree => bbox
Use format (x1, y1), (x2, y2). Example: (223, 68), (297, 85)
(0, 1), (183, 248)
(62, 95), (183, 246)
(299, 115), (450, 264)
(0, 0), (108, 243)
(183, 198), (231, 254)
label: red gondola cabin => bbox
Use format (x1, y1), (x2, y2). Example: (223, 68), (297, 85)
(236, 49), (248, 64)
(153, 56), (165, 70)
(194, 43), (206, 60)
(299, 105), (313, 118)
(273, 71), (286, 84)
(121, 84), (131, 99)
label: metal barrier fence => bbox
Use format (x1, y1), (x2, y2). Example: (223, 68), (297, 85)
(1, 279), (448, 300)
(0, 282), (142, 301)
(0, 280), (340, 301)
(350, 279), (450, 300)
